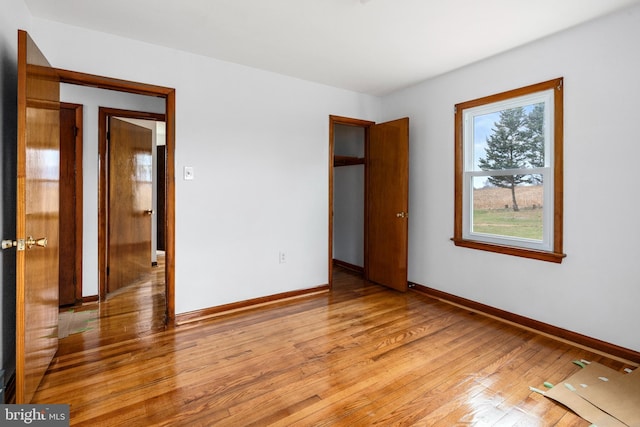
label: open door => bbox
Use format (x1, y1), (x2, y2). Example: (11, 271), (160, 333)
(13, 30), (60, 403)
(107, 118), (153, 294)
(366, 118), (409, 291)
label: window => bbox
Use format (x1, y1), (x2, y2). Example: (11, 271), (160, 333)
(453, 78), (565, 263)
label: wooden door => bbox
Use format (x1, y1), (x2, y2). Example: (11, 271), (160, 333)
(15, 30), (60, 403)
(156, 145), (166, 251)
(107, 118), (153, 293)
(366, 118), (409, 291)
(59, 103), (82, 306)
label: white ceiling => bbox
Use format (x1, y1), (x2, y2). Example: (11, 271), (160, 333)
(23, 0), (640, 96)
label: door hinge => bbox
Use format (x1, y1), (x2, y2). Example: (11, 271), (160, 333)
(106, 266), (110, 276)
(74, 126), (79, 137)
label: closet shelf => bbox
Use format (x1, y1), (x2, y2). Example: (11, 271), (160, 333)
(334, 155), (365, 167)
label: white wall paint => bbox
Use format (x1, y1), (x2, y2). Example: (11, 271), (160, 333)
(60, 84), (164, 296)
(31, 18), (381, 315)
(382, 4), (640, 352)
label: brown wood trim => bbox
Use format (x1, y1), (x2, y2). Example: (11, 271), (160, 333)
(57, 68), (176, 325)
(328, 117), (335, 289)
(332, 259), (364, 273)
(329, 115), (375, 290)
(410, 282), (640, 364)
(553, 79), (564, 256)
(453, 78), (565, 262)
(329, 115), (376, 128)
(60, 102), (84, 304)
(451, 238), (566, 263)
(99, 107), (166, 122)
(82, 295), (99, 304)
(175, 285), (330, 325)
(56, 68), (173, 97)
(15, 28), (28, 405)
(334, 155), (365, 167)
(164, 90), (176, 324)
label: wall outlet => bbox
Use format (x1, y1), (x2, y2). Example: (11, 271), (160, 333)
(279, 251), (286, 264)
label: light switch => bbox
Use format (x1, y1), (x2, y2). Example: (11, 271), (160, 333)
(184, 166), (194, 180)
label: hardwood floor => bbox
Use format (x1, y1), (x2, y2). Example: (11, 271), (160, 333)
(34, 261), (633, 426)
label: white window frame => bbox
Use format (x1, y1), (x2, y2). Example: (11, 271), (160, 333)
(462, 90), (554, 251)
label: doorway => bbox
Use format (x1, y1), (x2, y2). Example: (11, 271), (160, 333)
(98, 109), (165, 301)
(56, 69), (176, 324)
(329, 115), (410, 292)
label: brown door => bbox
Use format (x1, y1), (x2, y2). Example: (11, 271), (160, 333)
(15, 30), (60, 403)
(366, 118), (410, 291)
(59, 103), (82, 306)
(156, 145), (166, 251)
(107, 118), (153, 293)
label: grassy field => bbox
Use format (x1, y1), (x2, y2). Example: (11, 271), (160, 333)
(472, 186), (543, 240)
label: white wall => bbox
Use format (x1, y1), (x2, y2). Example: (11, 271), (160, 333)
(0, 0), (32, 396)
(382, 4), (640, 352)
(60, 85), (165, 296)
(31, 18), (381, 315)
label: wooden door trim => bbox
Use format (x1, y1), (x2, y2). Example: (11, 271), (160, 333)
(328, 115), (374, 289)
(56, 68), (176, 324)
(60, 102), (83, 304)
(16, 29), (28, 405)
(98, 108), (165, 299)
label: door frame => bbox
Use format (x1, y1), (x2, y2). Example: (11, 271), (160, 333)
(59, 102), (83, 305)
(328, 115), (374, 288)
(56, 68), (176, 324)
(98, 108), (165, 299)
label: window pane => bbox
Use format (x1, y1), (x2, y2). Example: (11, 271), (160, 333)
(472, 176), (543, 241)
(473, 103), (545, 171)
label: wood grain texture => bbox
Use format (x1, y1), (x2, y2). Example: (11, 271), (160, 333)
(107, 118), (153, 294)
(16, 30), (60, 404)
(32, 262), (634, 425)
(59, 103), (83, 306)
(367, 118), (409, 291)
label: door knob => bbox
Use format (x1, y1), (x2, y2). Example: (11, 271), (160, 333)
(2, 236), (47, 250)
(26, 236), (47, 249)
(145, 209), (154, 215)
(396, 212), (408, 218)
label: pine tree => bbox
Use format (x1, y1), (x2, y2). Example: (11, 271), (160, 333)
(478, 106), (543, 211)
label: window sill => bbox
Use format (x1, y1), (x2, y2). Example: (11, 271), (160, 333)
(451, 238), (566, 263)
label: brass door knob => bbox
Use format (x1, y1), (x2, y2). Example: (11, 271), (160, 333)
(26, 236), (47, 249)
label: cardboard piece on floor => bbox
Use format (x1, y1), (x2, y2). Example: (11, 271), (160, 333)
(577, 365), (640, 427)
(544, 362), (628, 427)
